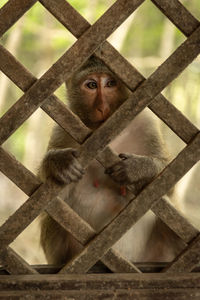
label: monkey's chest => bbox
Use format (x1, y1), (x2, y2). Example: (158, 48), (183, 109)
(60, 161), (131, 230)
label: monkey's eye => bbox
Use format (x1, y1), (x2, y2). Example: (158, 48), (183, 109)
(86, 81), (97, 89)
(106, 79), (117, 87)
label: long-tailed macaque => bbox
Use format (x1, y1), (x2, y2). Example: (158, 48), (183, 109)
(40, 56), (184, 265)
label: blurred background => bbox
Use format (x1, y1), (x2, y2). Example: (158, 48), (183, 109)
(0, 0), (199, 265)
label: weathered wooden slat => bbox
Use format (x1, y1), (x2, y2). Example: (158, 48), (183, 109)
(151, 197), (199, 243)
(0, 288), (200, 299)
(59, 133), (200, 274)
(101, 249), (141, 273)
(41, 96), (91, 143)
(0, 0), (37, 38)
(151, 0), (200, 37)
(0, 247), (38, 275)
(46, 197), (95, 245)
(0, 273), (200, 289)
(0, 146), (40, 196)
(2, 263), (200, 275)
(0, 0), (142, 145)
(40, 0), (90, 38)
(164, 234), (200, 273)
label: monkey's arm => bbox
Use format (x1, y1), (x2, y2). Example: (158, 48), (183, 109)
(39, 126), (84, 184)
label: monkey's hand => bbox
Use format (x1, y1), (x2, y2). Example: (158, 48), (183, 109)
(105, 153), (159, 187)
(42, 148), (85, 185)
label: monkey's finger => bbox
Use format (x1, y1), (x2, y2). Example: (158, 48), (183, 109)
(67, 171), (83, 182)
(72, 162), (85, 174)
(111, 169), (125, 181)
(69, 166), (84, 179)
(54, 172), (72, 185)
(105, 164), (122, 174)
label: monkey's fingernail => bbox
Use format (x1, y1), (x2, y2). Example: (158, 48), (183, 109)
(72, 150), (80, 158)
(119, 153), (127, 160)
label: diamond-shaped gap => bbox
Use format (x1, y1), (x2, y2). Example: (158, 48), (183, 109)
(108, 0), (186, 77)
(162, 57), (200, 128)
(3, 108), (54, 174)
(0, 1), (76, 78)
(179, 0), (200, 20)
(67, 0), (116, 24)
(175, 161), (200, 231)
(0, 73), (23, 117)
(0, 171), (28, 225)
(9, 215), (46, 265)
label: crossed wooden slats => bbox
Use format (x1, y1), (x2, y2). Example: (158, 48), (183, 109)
(0, 0), (200, 276)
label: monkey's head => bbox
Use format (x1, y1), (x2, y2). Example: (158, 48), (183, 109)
(66, 56), (130, 129)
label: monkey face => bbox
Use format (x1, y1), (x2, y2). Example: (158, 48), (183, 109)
(78, 72), (127, 128)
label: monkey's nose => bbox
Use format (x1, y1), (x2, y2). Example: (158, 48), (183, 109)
(97, 106), (109, 118)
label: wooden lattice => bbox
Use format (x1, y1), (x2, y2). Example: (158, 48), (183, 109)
(0, 0), (200, 298)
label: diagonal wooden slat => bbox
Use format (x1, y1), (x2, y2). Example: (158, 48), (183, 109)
(163, 234), (200, 273)
(59, 132), (200, 274)
(151, 197), (199, 243)
(151, 0), (200, 37)
(0, 247), (38, 275)
(47, 197), (95, 245)
(0, 0), (143, 145)
(0, 146), (40, 195)
(0, 0), (37, 38)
